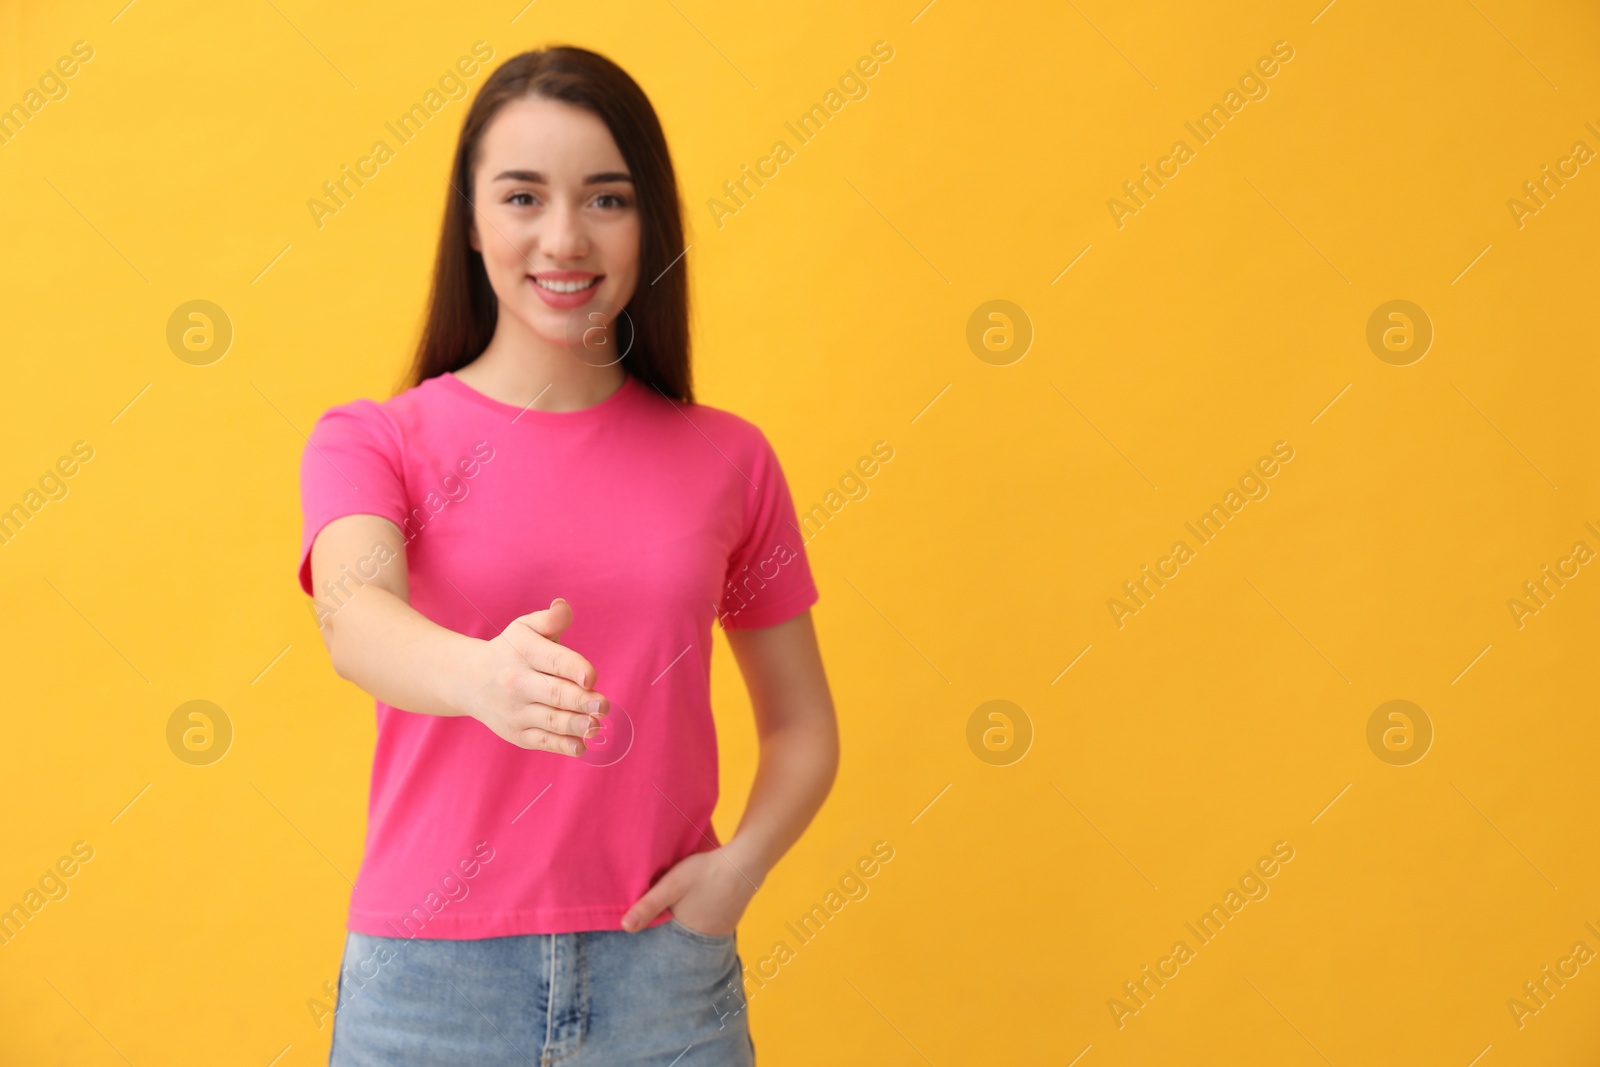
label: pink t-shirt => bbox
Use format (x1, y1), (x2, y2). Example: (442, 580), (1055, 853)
(296, 369), (818, 938)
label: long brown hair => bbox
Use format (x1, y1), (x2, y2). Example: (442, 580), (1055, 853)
(399, 46), (693, 403)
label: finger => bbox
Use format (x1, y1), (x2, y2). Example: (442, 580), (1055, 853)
(514, 598), (572, 645)
(518, 702), (604, 741)
(516, 726), (586, 757)
(621, 873), (684, 932)
(529, 596), (573, 639)
(507, 600), (597, 689)
(515, 670), (608, 718)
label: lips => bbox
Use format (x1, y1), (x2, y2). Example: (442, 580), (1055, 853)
(528, 272), (603, 308)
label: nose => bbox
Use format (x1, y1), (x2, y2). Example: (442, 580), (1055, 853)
(538, 196), (588, 261)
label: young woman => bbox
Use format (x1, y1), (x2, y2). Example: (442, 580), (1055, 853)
(296, 46), (838, 1066)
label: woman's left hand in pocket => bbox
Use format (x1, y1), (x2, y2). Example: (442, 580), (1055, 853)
(620, 847), (762, 936)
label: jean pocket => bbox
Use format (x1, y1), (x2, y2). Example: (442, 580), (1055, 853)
(666, 915), (736, 946)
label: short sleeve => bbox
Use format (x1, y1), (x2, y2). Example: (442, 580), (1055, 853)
(296, 400), (410, 597)
(717, 430), (819, 630)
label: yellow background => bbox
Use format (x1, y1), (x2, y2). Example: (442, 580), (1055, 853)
(2, 0), (1597, 1062)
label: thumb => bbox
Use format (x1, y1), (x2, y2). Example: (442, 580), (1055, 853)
(621, 870), (685, 933)
(521, 597), (573, 642)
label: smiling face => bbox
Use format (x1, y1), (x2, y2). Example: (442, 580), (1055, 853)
(467, 95), (641, 352)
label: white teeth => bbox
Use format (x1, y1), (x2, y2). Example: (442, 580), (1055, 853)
(533, 276), (599, 293)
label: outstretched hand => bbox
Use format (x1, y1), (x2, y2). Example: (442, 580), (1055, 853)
(460, 597), (610, 756)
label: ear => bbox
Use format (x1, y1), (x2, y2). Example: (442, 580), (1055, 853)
(468, 220), (481, 253)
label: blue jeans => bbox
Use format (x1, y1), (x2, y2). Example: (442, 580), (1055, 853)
(327, 920), (755, 1066)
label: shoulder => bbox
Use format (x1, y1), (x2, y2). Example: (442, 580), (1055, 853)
(676, 401), (797, 491)
(306, 377), (441, 454)
(672, 397), (780, 464)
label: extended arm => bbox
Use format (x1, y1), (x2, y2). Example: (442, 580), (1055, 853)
(308, 513), (607, 753)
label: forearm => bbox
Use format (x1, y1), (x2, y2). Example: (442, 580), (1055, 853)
(323, 586), (480, 718)
(723, 712), (839, 882)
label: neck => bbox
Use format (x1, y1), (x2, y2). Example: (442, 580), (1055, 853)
(456, 309), (628, 413)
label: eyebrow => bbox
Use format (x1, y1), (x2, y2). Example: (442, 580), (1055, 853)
(492, 169), (634, 185)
